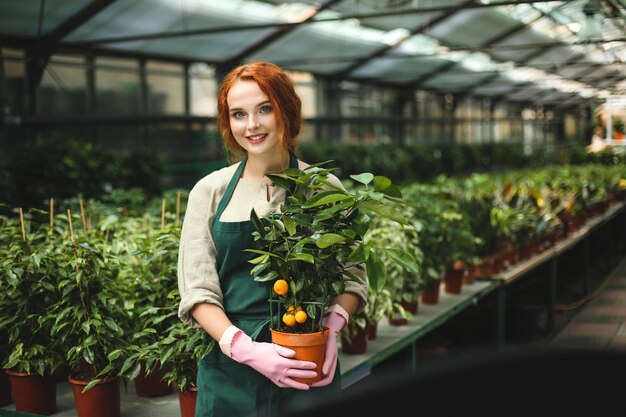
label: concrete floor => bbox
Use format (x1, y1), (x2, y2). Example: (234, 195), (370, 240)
(0, 380), (181, 417)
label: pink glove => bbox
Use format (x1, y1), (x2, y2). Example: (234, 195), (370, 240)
(310, 305), (348, 388)
(220, 326), (317, 390)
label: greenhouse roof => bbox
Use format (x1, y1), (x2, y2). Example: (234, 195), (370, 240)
(1, 0), (625, 108)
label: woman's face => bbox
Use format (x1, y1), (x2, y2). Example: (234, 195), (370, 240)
(227, 79), (280, 158)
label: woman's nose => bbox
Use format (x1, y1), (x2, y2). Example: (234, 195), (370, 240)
(247, 116), (259, 130)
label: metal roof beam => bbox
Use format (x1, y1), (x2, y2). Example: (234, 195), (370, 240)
(62, 0), (562, 46)
(218, 0), (345, 72)
(335, 0), (476, 77)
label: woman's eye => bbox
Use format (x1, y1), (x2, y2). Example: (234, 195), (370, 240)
(233, 111), (245, 119)
(259, 106), (272, 114)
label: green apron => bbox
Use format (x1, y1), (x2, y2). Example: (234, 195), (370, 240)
(196, 153), (342, 417)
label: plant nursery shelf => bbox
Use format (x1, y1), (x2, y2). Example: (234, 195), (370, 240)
(338, 280), (497, 388)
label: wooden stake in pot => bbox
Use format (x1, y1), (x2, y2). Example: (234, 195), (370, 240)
(176, 191), (181, 226)
(79, 199), (89, 238)
(19, 207), (26, 241)
(49, 198), (54, 237)
(161, 198), (166, 230)
(67, 209), (79, 271)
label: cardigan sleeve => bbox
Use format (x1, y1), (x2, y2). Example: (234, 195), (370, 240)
(177, 172), (226, 328)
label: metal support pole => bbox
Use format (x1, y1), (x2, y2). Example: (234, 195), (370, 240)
(410, 340), (417, 374)
(547, 258), (557, 336)
(606, 225), (613, 272)
(583, 237), (590, 296)
(495, 281), (506, 349)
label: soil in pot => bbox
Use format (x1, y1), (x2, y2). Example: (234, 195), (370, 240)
(270, 327), (329, 384)
(6, 370), (56, 415)
(68, 374), (120, 417)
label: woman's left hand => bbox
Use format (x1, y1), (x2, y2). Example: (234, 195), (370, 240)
(310, 311), (346, 387)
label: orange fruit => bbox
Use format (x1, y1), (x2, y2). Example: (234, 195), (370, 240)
(273, 279), (288, 295)
(282, 313), (296, 327)
(295, 310), (307, 323)
(287, 305), (295, 312)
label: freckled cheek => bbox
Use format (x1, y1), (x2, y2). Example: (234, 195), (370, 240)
(229, 119), (247, 137)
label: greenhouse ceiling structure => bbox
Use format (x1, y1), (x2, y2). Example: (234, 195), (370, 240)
(1, 0), (625, 109)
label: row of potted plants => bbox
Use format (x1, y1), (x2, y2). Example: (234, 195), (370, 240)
(0, 199), (204, 417)
(338, 163), (626, 354)
(1, 162), (624, 415)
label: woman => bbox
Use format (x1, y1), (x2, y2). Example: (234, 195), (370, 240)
(177, 61), (368, 416)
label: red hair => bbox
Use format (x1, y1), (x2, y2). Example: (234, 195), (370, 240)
(217, 61), (301, 160)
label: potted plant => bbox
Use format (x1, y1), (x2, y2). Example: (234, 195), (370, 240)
(365, 213), (423, 325)
(1, 209), (65, 415)
(50, 211), (132, 417)
(125, 310), (212, 417)
(119, 218), (180, 397)
(246, 162), (411, 381)
(401, 183), (448, 304)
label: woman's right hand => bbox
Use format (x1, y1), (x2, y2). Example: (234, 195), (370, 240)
(223, 326), (317, 390)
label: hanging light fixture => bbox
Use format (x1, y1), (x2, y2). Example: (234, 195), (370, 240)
(578, 0), (603, 41)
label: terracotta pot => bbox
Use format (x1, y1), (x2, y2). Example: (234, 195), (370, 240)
(178, 387), (197, 417)
(6, 370), (56, 415)
(421, 279), (441, 305)
(68, 374), (120, 417)
(341, 326), (368, 354)
(388, 311), (408, 326)
(367, 322), (378, 340)
(444, 268), (464, 294)
(271, 327), (329, 384)
(0, 370), (11, 406)
(464, 264), (477, 285)
(401, 300), (419, 314)
(134, 365), (173, 397)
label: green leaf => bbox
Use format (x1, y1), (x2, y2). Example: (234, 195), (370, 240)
(350, 173), (374, 185)
(384, 247), (420, 274)
(250, 261), (271, 277)
(83, 379), (101, 393)
(282, 216), (296, 236)
(303, 192), (351, 208)
(105, 318), (122, 333)
(248, 254), (269, 265)
(128, 363), (142, 380)
(287, 253), (314, 263)
(366, 251), (387, 293)
(250, 209), (266, 235)
(373, 176), (392, 191)
(265, 174), (293, 190)
(256, 270), (279, 282)
(359, 200), (407, 225)
(316, 233), (346, 248)
(347, 243), (369, 263)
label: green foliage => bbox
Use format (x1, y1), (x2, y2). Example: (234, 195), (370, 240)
(0, 210), (66, 376)
(7, 138), (164, 209)
(49, 220), (132, 392)
(246, 162), (415, 333)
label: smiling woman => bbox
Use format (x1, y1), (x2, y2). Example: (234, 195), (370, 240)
(177, 61), (368, 417)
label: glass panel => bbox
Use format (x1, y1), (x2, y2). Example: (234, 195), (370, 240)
(146, 61), (184, 114)
(289, 71), (316, 118)
(38, 55), (86, 115)
(95, 57), (140, 115)
(2, 48), (25, 116)
(189, 63), (216, 117)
